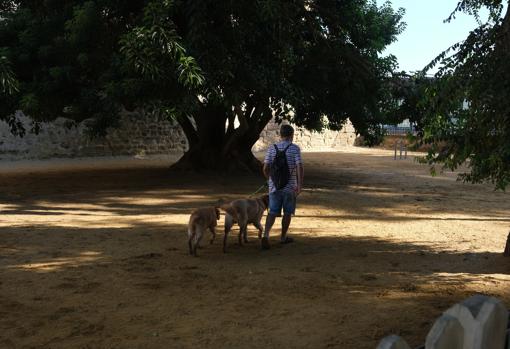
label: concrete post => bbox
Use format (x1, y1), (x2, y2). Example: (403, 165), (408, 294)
(376, 335), (411, 349)
(444, 295), (508, 349)
(425, 314), (464, 349)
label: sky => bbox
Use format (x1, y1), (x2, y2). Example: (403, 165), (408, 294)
(377, 0), (488, 74)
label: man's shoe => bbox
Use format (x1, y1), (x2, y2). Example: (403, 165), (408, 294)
(280, 236), (294, 244)
(261, 237), (270, 250)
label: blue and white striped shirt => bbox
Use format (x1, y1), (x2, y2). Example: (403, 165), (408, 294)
(264, 140), (302, 193)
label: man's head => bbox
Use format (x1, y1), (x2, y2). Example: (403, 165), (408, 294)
(280, 124), (294, 141)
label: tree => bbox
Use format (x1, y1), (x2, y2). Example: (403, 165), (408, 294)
(130, 0), (405, 171)
(1, 1), (404, 172)
(418, 0), (510, 189)
(0, 0), (201, 136)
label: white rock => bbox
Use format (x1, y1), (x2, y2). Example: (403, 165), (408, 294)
(376, 335), (411, 349)
(425, 314), (464, 349)
(444, 295), (508, 349)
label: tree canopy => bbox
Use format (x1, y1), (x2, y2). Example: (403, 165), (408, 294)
(0, 1), (200, 137)
(416, 0), (510, 189)
(1, 0), (404, 171)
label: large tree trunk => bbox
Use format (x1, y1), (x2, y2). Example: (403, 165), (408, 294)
(170, 100), (273, 173)
(171, 142), (262, 173)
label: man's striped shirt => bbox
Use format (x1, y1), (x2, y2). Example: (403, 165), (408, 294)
(264, 140), (302, 193)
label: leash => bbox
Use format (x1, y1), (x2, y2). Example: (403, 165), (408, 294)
(248, 183), (268, 198)
(248, 183), (270, 214)
(170, 184), (268, 214)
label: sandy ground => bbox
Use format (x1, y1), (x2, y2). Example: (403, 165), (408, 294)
(1, 148), (509, 349)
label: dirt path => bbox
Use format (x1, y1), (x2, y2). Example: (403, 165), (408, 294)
(1, 149), (509, 349)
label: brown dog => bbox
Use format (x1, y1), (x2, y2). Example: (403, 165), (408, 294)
(187, 206), (220, 257)
(220, 194), (269, 252)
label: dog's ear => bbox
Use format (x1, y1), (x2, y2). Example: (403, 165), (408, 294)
(215, 198), (226, 208)
(215, 208), (220, 220)
(219, 204), (238, 221)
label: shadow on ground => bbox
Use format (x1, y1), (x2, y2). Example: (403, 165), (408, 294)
(1, 151), (509, 349)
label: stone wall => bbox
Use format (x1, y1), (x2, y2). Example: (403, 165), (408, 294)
(0, 112), (187, 160)
(0, 112), (356, 160)
(253, 119), (356, 152)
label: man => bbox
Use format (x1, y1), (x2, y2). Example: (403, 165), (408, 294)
(261, 124), (304, 250)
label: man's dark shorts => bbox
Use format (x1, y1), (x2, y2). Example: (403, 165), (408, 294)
(269, 190), (296, 216)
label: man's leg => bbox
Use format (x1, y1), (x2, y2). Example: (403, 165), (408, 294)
(264, 214), (276, 237)
(262, 213), (276, 247)
(262, 192), (282, 250)
(281, 191), (296, 243)
(281, 214), (292, 242)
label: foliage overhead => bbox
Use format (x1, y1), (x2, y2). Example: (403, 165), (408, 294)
(417, 0), (510, 189)
(1, 0), (405, 171)
(0, 0), (199, 137)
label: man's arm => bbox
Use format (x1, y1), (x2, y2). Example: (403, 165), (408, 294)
(263, 163), (271, 179)
(294, 146), (304, 195)
(263, 146), (274, 179)
(296, 163), (304, 195)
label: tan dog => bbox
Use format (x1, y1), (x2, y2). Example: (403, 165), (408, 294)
(187, 206), (220, 257)
(220, 194), (269, 253)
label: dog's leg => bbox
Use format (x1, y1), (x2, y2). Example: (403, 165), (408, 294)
(209, 226), (216, 245)
(188, 235), (193, 255)
(223, 214), (233, 253)
(238, 226), (243, 246)
(253, 221), (263, 239)
(188, 226), (194, 255)
(193, 227), (203, 257)
(243, 224), (250, 243)
(239, 224), (248, 245)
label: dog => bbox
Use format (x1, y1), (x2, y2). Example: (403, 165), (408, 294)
(219, 194), (269, 252)
(187, 206), (220, 257)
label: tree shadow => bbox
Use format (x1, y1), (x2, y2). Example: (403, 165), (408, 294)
(0, 151), (509, 348)
(0, 152), (509, 222)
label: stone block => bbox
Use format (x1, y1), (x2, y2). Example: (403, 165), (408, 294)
(444, 295), (508, 349)
(425, 314), (464, 349)
(376, 335), (411, 349)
